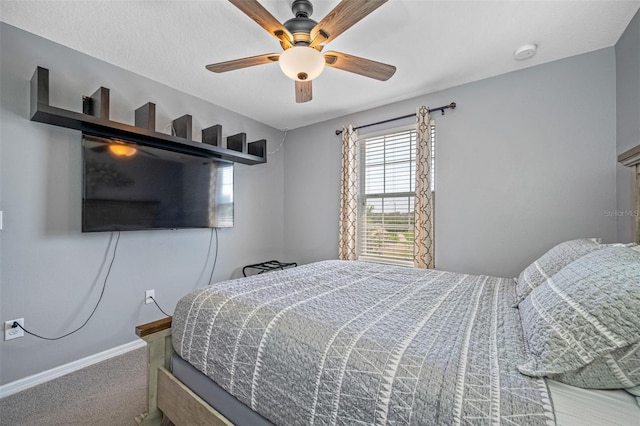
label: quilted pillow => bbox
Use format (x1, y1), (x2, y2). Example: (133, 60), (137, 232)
(515, 238), (603, 303)
(548, 342), (640, 390)
(518, 245), (640, 389)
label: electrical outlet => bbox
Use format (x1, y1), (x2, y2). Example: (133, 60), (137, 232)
(4, 318), (24, 341)
(145, 289), (155, 305)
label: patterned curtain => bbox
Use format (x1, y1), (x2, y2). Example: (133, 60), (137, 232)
(338, 125), (359, 261)
(414, 106), (435, 268)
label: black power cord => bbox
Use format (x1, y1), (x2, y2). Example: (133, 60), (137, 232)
(13, 227), (219, 336)
(147, 227), (219, 318)
(208, 227), (219, 286)
(12, 232), (121, 340)
(149, 296), (171, 317)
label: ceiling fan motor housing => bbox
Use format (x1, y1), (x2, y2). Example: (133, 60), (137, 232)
(284, 0), (317, 45)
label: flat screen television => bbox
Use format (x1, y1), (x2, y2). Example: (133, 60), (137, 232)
(82, 134), (233, 232)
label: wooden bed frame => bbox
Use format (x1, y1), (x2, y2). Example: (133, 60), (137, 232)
(134, 144), (640, 426)
(134, 317), (233, 425)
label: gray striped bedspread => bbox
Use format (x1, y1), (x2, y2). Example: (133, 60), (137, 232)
(172, 260), (555, 425)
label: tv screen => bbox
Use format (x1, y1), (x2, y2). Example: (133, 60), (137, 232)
(82, 134), (233, 232)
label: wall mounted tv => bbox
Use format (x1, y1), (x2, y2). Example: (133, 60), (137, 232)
(82, 134), (234, 232)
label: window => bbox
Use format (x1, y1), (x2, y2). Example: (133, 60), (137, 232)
(357, 126), (435, 264)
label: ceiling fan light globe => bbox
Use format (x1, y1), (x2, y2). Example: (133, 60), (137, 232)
(279, 46), (325, 81)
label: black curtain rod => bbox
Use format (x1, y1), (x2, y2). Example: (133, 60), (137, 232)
(334, 102), (456, 136)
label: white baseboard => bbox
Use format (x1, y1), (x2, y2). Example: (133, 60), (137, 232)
(0, 339), (146, 399)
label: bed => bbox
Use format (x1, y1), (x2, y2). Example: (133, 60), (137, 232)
(134, 146), (640, 426)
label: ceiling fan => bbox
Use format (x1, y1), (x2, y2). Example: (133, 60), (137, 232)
(206, 0), (396, 103)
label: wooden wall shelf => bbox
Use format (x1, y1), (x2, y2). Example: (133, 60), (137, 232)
(30, 67), (267, 165)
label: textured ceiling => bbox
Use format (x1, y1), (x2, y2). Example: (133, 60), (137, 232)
(1, 0), (638, 130)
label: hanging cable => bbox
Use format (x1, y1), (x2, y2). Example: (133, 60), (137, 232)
(268, 129), (288, 155)
(147, 227), (219, 318)
(194, 227), (216, 287)
(12, 232), (121, 340)
(209, 228), (218, 285)
(149, 296), (171, 317)
(209, 228), (219, 284)
(163, 121), (177, 137)
(207, 228), (219, 285)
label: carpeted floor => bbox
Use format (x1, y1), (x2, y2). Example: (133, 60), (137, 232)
(0, 347), (147, 426)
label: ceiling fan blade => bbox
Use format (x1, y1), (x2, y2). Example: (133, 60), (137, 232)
(324, 51), (396, 81)
(206, 53), (280, 73)
(228, 0), (294, 49)
(309, 0), (388, 48)
(295, 80), (312, 103)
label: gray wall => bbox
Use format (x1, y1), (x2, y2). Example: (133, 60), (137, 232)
(0, 24), (285, 385)
(284, 48), (618, 278)
(615, 9), (640, 242)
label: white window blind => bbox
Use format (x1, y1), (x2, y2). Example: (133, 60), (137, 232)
(358, 126), (435, 264)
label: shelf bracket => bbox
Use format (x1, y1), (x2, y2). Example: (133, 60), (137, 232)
(135, 102), (156, 131)
(82, 87), (110, 120)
